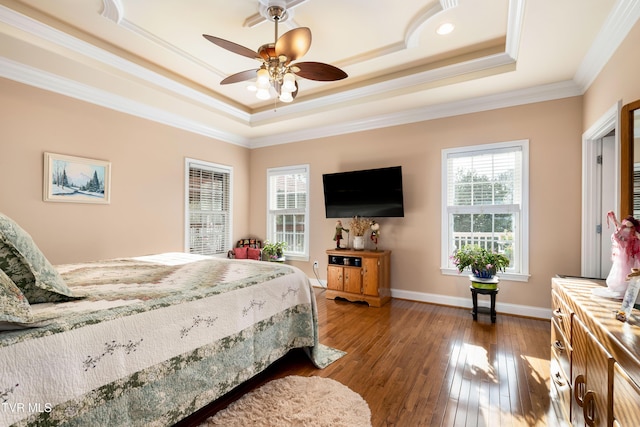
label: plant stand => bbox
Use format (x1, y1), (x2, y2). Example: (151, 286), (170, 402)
(469, 275), (499, 323)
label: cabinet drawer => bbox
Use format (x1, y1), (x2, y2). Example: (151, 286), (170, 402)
(550, 356), (571, 423)
(613, 362), (640, 427)
(552, 290), (573, 342)
(551, 318), (571, 380)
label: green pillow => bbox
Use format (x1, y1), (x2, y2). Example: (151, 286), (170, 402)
(0, 268), (34, 329)
(0, 212), (75, 303)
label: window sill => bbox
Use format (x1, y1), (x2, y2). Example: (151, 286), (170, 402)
(441, 268), (530, 282)
(284, 254), (309, 262)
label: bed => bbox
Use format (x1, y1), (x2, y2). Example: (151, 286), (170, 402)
(0, 215), (340, 427)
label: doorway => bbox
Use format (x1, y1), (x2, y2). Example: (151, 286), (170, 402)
(582, 101), (621, 278)
(596, 133), (616, 278)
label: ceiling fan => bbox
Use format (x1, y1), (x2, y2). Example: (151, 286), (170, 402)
(202, 1), (347, 103)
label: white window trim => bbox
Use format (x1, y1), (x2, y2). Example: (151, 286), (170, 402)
(266, 164), (310, 261)
(440, 140), (530, 282)
(184, 158), (233, 257)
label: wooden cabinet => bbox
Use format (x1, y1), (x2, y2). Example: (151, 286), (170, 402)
(327, 265), (361, 294)
(552, 278), (640, 427)
(613, 362), (640, 427)
(325, 249), (391, 307)
(571, 316), (613, 426)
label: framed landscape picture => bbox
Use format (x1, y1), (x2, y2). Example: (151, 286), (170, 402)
(43, 152), (111, 204)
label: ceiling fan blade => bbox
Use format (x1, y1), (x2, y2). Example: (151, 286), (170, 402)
(220, 69), (259, 85)
(203, 34), (258, 60)
(275, 27), (311, 62)
(293, 62), (348, 81)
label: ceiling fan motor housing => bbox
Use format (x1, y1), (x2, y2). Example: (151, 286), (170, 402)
(259, 0), (289, 22)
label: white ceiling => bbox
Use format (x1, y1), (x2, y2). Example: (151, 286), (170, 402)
(0, 0), (638, 148)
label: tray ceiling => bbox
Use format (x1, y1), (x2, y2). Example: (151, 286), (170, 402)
(0, 0), (635, 147)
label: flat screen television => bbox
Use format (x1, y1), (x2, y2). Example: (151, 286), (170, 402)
(322, 166), (404, 218)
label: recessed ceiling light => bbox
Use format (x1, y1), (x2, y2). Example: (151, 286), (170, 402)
(437, 22), (455, 35)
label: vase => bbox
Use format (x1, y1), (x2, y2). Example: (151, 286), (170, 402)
(473, 268), (496, 279)
(353, 236), (365, 250)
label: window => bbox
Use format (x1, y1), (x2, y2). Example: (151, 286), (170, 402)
(441, 140), (529, 281)
(185, 158), (232, 256)
(267, 165), (310, 261)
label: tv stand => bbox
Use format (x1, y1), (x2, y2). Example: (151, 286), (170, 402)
(325, 249), (391, 307)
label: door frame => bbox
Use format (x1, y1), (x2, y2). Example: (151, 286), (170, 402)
(582, 101), (621, 278)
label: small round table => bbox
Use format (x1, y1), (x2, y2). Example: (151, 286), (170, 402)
(469, 283), (499, 323)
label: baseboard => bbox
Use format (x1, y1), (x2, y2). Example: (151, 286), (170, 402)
(391, 289), (552, 320)
(309, 279), (552, 320)
(309, 277), (327, 288)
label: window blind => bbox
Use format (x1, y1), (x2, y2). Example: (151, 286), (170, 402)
(266, 165), (309, 258)
(186, 160), (231, 256)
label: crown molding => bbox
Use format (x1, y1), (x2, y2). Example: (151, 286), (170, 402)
(0, 57), (250, 147)
(0, 0), (631, 149)
(250, 51), (516, 125)
(0, 4), (251, 123)
(100, 0), (123, 24)
(249, 80), (582, 148)
(574, 0), (640, 92)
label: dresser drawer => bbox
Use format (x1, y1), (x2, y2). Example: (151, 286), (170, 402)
(613, 362), (640, 427)
(550, 356), (571, 423)
(552, 289), (573, 342)
(551, 318), (571, 380)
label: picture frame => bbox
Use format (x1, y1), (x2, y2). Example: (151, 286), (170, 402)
(43, 152), (111, 204)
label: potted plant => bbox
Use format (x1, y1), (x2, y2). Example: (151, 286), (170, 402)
(262, 241), (287, 262)
(451, 244), (510, 280)
(349, 216), (371, 250)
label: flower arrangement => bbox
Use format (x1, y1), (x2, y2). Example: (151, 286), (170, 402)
(451, 245), (510, 278)
(262, 240), (287, 261)
(349, 216), (371, 236)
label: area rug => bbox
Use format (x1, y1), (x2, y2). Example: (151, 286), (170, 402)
(200, 375), (372, 427)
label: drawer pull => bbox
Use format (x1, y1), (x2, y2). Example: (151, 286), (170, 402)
(552, 371), (565, 387)
(574, 374), (586, 406)
(553, 308), (564, 321)
(583, 390), (597, 426)
(553, 340), (565, 353)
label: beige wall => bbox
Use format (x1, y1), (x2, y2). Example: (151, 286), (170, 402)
(0, 78), (251, 264)
(250, 97), (584, 310)
(2, 18), (638, 311)
(583, 19), (640, 127)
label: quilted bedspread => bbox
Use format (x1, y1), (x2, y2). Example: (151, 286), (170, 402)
(0, 253), (326, 426)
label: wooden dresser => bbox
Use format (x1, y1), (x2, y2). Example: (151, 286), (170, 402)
(325, 249), (391, 307)
(551, 277), (640, 426)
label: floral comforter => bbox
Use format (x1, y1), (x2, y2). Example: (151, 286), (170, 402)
(0, 253), (323, 427)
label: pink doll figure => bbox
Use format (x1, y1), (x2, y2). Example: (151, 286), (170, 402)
(596, 211), (640, 299)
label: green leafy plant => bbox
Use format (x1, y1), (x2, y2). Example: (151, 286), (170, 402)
(451, 244), (510, 277)
(262, 241), (287, 261)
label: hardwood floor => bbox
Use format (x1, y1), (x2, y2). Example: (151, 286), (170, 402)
(178, 288), (561, 426)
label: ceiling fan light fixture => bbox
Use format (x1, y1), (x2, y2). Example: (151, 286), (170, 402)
(256, 88), (271, 100)
(204, 1), (347, 105)
(256, 68), (270, 84)
(279, 91), (294, 103)
(282, 72), (296, 91)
